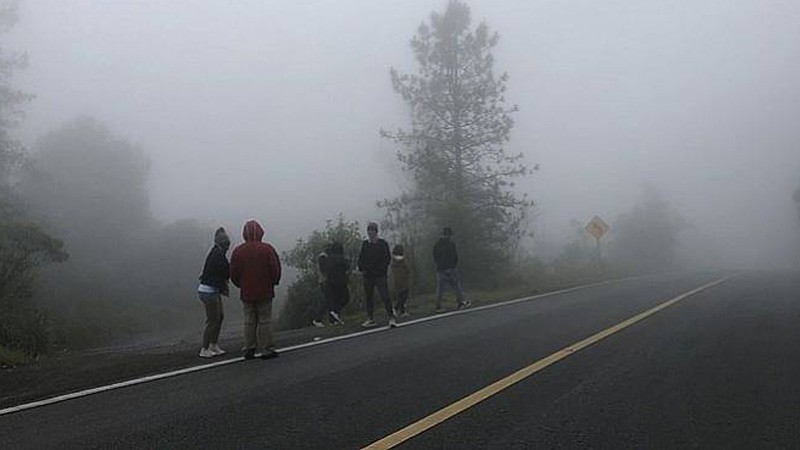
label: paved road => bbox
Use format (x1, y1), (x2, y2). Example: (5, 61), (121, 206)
(1, 271), (799, 449)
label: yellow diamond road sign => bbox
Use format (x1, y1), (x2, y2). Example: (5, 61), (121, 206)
(586, 215), (609, 240)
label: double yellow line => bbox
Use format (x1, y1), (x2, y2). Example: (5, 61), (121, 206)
(364, 276), (732, 449)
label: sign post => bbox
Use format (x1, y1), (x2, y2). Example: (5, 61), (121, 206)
(585, 215), (610, 260)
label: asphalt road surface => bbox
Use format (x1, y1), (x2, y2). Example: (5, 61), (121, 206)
(2, 271), (799, 449)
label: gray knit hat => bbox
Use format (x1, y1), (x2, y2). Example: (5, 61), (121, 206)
(214, 227), (230, 248)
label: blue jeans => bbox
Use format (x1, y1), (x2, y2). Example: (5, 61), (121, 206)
(435, 269), (465, 308)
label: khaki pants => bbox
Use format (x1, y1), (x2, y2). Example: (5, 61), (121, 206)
(243, 299), (274, 351)
(198, 292), (223, 348)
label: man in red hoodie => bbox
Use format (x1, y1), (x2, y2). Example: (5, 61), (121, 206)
(230, 220), (282, 359)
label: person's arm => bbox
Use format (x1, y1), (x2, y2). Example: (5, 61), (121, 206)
(357, 241), (366, 272)
(229, 249), (241, 288)
(381, 240), (391, 274)
(452, 242), (459, 268)
(269, 245), (282, 286)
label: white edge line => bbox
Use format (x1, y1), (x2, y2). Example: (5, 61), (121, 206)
(0, 273), (710, 417)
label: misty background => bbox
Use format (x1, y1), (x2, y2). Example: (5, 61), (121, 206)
(2, 0), (800, 354)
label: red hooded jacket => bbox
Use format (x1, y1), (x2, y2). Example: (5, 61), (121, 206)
(230, 220), (282, 302)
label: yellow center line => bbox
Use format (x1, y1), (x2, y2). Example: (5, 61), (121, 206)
(363, 276), (733, 449)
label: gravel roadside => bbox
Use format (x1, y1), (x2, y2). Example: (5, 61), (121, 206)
(0, 320), (363, 410)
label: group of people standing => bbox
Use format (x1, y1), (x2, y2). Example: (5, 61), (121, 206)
(197, 220), (281, 360)
(314, 221), (470, 329)
(196, 219), (469, 359)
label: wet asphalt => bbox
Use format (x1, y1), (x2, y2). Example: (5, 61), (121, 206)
(1, 271), (798, 449)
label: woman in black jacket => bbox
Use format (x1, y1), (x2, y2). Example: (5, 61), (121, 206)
(197, 227), (230, 358)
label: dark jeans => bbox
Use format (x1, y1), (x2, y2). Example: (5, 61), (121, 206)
(328, 282), (349, 315)
(394, 289), (409, 314)
(314, 283), (331, 322)
(363, 276), (393, 320)
(435, 269), (465, 308)
(198, 292), (223, 348)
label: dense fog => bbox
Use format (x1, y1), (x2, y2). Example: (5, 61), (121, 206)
(2, 0), (799, 352)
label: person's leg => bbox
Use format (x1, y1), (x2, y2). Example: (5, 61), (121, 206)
(363, 277), (376, 319)
(435, 271), (446, 310)
(376, 276), (393, 319)
(199, 293), (216, 349)
(311, 283), (327, 325)
(256, 299), (276, 357)
(450, 269), (467, 305)
(243, 302), (257, 352)
(396, 289), (409, 314)
(209, 293), (223, 345)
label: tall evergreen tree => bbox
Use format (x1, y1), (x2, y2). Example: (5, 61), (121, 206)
(382, 0), (533, 283)
(0, 2), (67, 358)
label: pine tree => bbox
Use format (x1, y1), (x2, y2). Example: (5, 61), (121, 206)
(381, 0), (533, 283)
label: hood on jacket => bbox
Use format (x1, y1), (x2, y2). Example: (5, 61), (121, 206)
(242, 220), (265, 242)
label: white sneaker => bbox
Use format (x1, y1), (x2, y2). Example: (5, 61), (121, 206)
(389, 317), (397, 328)
(312, 320), (325, 328)
(361, 318), (377, 328)
(198, 347), (215, 358)
(209, 344), (226, 356)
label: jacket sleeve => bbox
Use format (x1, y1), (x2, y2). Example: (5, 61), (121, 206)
(229, 249), (241, 288)
(357, 241), (366, 272)
(432, 240), (441, 267)
(381, 240), (391, 273)
(453, 242), (459, 268)
(269, 245), (282, 286)
(219, 255), (230, 296)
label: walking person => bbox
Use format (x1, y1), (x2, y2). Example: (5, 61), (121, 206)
(325, 241), (349, 325)
(357, 222), (396, 327)
(230, 220), (282, 360)
(433, 227), (470, 312)
(391, 244), (411, 317)
(312, 245), (331, 328)
(197, 227), (230, 358)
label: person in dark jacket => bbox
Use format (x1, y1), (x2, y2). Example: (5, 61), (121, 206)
(197, 227), (230, 358)
(357, 222), (396, 327)
(391, 244), (411, 317)
(312, 244), (332, 328)
(324, 241), (349, 325)
(230, 220), (282, 360)
(433, 227), (470, 312)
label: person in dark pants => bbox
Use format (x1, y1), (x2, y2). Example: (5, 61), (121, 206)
(357, 222), (396, 327)
(325, 241), (349, 325)
(433, 227), (470, 312)
(312, 244), (332, 328)
(197, 227), (230, 358)
(391, 244), (411, 317)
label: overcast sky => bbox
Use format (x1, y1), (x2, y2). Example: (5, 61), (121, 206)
(7, 0), (800, 268)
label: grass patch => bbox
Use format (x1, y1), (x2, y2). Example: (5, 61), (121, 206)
(0, 345), (32, 368)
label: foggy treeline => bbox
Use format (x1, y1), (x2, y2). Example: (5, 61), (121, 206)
(2, 0), (800, 359)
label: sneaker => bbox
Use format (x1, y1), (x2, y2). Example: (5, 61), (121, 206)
(198, 347), (215, 358)
(312, 319), (325, 328)
(329, 310), (344, 325)
(400, 311), (411, 318)
(361, 318), (377, 328)
(209, 344), (226, 356)
(243, 348), (256, 360)
(259, 349), (279, 360)
(457, 300), (472, 309)
(435, 307), (445, 313)
(389, 317), (398, 328)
